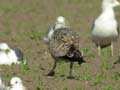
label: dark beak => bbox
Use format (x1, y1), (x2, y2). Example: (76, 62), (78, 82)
(8, 82), (10, 86)
(8, 82), (12, 87)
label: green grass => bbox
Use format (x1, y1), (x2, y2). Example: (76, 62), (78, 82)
(13, 31), (46, 41)
(100, 60), (113, 70)
(0, 30), (11, 36)
(0, 7), (35, 14)
(112, 72), (120, 80)
(56, 61), (69, 80)
(102, 48), (112, 57)
(36, 86), (41, 90)
(82, 48), (98, 57)
(102, 84), (113, 90)
(76, 64), (92, 81)
(93, 72), (106, 85)
(20, 64), (30, 74)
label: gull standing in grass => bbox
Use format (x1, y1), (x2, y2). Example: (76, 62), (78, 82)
(91, 0), (120, 56)
(0, 43), (25, 65)
(8, 77), (26, 90)
(46, 20), (85, 78)
(44, 16), (69, 43)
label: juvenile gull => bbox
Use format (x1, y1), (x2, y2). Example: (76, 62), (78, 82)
(47, 27), (85, 78)
(91, 0), (120, 56)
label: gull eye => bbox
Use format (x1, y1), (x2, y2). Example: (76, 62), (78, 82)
(15, 81), (18, 84)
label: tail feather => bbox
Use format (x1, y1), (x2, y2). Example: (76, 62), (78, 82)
(66, 45), (85, 64)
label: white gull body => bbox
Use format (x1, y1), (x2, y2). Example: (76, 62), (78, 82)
(92, 0), (120, 56)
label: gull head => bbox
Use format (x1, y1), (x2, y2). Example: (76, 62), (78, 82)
(10, 77), (23, 87)
(55, 16), (69, 29)
(0, 43), (9, 50)
(56, 16), (65, 24)
(102, 0), (120, 9)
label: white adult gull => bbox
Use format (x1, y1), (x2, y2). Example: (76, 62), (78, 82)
(44, 16), (69, 43)
(91, 0), (120, 56)
(0, 43), (24, 65)
(8, 77), (26, 90)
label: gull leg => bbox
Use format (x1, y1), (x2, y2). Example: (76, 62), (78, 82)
(47, 60), (57, 76)
(111, 43), (114, 56)
(69, 62), (73, 77)
(67, 62), (74, 79)
(98, 45), (101, 56)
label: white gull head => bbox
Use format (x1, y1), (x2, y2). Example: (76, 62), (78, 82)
(55, 16), (66, 30)
(9, 77), (26, 90)
(0, 43), (10, 50)
(102, 0), (120, 10)
(10, 77), (22, 85)
(56, 16), (65, 23)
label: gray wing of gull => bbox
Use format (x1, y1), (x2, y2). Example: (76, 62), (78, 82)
(10, 47), (24, 61)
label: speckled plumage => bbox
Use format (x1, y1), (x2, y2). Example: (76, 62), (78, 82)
(49, 27), (80, 57)
(47, 27), (85, 78)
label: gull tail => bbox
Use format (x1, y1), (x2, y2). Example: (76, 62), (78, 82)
(66, 45), (85, 64)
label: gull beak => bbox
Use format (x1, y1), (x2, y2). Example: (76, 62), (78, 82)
(8, 82), (12, 86)
(8, 82), (12, 87)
